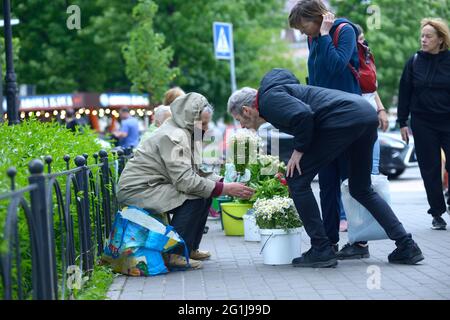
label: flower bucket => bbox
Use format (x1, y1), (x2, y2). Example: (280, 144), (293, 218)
(243, 209), (261, 242)
(220, 202), (253, 236)
(259, 228), (302, 265)
(212, 197), (220, 212)
(217, 196), (233, 230)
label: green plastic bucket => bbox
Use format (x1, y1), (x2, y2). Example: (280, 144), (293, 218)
(220, 202), (253, 236)
(217, 196), (233, 230)
(212, 197), (220, 212)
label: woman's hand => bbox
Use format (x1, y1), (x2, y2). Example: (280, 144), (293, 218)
(222, 183), (254, 199)
(286, 150), (304, 178)
(400, 127), (410, 145)
(378, 109), (389, 132)
(320, 12), (335, 35)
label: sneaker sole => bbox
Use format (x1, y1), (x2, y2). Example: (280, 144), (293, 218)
(431, 226), (446, 230)
(389, 253), (424, 265)
(293, 259), (338, 268)
(190, 256), (211, 261)
(337, 253), (370, 260)
(168, 264), (203, 271)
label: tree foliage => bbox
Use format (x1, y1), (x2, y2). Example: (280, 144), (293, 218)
(4, 0), (133, 93)
(122, 0), (178, 102)
(331, 0), (449, 107)
(4, 1), (305, 116)
(153, 0), (303, 115)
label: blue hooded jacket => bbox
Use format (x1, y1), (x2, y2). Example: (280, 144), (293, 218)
(307, 18), (361, 94)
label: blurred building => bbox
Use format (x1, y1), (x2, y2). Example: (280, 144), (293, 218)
(1, 92), (153, 135)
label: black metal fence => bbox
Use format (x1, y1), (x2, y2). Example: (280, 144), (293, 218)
(0, 147), (133, 300)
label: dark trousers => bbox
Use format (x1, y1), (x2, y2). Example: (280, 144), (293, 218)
(319, 154), (348, 244)
(169, 198), (212, 254)
(286, 121), (411, 250)
(411, 114), (450, 216)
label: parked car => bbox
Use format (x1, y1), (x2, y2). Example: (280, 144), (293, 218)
(378, 131), (418, 179)
(257, 124), (418, 179)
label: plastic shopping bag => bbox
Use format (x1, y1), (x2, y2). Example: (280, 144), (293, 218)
(341, 175), (390, 243)
(102, 206), (189, 276)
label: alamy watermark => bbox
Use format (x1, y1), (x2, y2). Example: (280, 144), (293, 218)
(66, 5), (81, 30)
(366, 265), (382, 290)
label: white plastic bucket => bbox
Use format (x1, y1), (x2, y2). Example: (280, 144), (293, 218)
(259, 228), (302, 265)
(243, 210), (260, 242)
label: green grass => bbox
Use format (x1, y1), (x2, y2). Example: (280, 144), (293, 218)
(75, 265), (117, 300)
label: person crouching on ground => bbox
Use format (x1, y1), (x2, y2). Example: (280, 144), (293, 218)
(227, 68), (424, 268)
(118, 92), (254, 270)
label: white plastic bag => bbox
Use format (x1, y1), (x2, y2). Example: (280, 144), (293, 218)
(341, 175), (390, 243)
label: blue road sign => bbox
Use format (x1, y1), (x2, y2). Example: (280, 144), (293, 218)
(213, 22), (233, 60)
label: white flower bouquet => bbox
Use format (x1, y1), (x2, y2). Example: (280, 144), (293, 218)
(227, 129), (261, 174)
(253, 196), (302, 230)
(255, 154), (286, 177)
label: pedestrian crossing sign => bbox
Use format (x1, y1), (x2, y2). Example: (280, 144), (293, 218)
(213, 22), (234, 60)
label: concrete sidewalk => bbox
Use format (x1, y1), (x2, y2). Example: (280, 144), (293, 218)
(107, 174), (450, 300)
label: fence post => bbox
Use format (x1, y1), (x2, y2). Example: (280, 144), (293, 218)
(28, 159), (58, 300)
(117, 148), (125, 176)
(99, 150), (112, 237)
(74, 155), (94, 273)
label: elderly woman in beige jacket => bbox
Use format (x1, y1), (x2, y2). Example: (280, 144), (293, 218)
(118, 92), (254, 269)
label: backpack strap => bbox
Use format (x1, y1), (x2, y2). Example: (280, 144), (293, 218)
(332, 23), (348, 47)
(331, 23), (360, 80)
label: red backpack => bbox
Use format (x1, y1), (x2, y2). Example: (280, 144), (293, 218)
(308, 23), (378, 93)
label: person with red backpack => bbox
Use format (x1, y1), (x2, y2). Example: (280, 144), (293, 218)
(356, 24), (389, 176)
(288, 0), (387, 260)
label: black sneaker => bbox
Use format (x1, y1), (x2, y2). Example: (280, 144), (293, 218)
(292, 247), (338, 268)
(336, 243), (370, 260)
(431, 216), (447, 230)
(332, 243), (339, 253)
(388, 241), (424, 265)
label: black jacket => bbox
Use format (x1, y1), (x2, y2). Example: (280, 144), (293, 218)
(397, 50), (450, 127)
(257, 69), (377, 153)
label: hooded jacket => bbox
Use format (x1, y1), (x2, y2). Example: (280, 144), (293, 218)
(117, 93), (222, 213)
(258, 69), (377, 153)
(397, 50), (450, 127)
(308, 18), (361, 94)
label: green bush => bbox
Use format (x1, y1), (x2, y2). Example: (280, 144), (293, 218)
(0, 118), (115, 300)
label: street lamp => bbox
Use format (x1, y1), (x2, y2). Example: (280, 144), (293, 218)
(2, 0), (19, 125)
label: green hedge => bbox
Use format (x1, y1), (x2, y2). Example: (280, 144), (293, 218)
(0, 118), (114, 300)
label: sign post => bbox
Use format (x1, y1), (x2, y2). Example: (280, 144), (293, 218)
(213, 22), (236, 93)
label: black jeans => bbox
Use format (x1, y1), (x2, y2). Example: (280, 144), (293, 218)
(286, 121), (412, 250)
(319, 154), (348, 244)
(411, 114), (450, 216)
(168, 198), (212, 254)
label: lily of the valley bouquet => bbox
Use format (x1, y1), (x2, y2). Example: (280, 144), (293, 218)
(253, 196), (303, 231)
(225, 129), (261, 183)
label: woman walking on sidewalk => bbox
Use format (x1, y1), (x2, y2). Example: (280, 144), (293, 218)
(397, 18), (450, 230)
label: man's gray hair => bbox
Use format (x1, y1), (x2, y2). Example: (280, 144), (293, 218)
(154, 105), (171, 125)
(227, 87), (257, 115)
